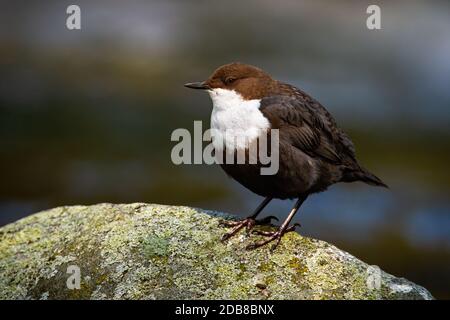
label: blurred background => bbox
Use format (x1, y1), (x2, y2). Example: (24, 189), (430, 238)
(1, 0), (449, 298)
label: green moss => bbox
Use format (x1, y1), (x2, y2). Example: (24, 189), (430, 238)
(142, 235), (170, 258)
(0, 203), (433, 300)
(257, 261), (274, 273)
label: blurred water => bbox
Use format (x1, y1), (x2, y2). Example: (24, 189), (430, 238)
(1, 0), (449, 298)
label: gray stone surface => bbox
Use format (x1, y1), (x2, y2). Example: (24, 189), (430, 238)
(0, 203), (433, 300)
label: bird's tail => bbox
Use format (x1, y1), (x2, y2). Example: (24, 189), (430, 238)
(342, 166), (388, 188)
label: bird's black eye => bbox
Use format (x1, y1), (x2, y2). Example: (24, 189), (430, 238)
(224, 77), (236, 85)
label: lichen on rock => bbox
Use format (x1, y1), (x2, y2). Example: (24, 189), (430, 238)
(0, 203), (433, 300)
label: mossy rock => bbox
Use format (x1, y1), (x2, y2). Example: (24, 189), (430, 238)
(0, 203), (433, 300)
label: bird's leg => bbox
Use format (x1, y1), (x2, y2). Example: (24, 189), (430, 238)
(220, 197), (273, 241)
(246, 196), (307, 251)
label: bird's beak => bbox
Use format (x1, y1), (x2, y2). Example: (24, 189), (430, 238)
(184, 81), (210, 90)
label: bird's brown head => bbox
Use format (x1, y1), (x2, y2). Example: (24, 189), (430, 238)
(184, 62), (276, 100)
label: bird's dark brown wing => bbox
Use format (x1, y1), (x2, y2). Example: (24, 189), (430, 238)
(277, 83), (357, 157)
(260, 93), (356, 165)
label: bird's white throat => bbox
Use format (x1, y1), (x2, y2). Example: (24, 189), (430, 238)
(208, 88), (270, 151)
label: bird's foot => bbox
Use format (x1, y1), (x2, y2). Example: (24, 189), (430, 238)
(246, 223), (301, 251)
(219, 216), (279, 242)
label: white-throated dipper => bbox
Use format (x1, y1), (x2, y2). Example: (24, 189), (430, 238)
(185, 62), (387, 250)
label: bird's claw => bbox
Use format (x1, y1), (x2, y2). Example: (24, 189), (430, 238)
(221, 231), (235, 242)
(220, 218), (255, 242)
(220, 215), (280, 242)
(246, 223), (301, 251)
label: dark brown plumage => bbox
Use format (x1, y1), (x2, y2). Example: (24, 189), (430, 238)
(185, 62), (387, 250)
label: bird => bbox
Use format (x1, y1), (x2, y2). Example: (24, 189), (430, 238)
(184, 62), (387, 250)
